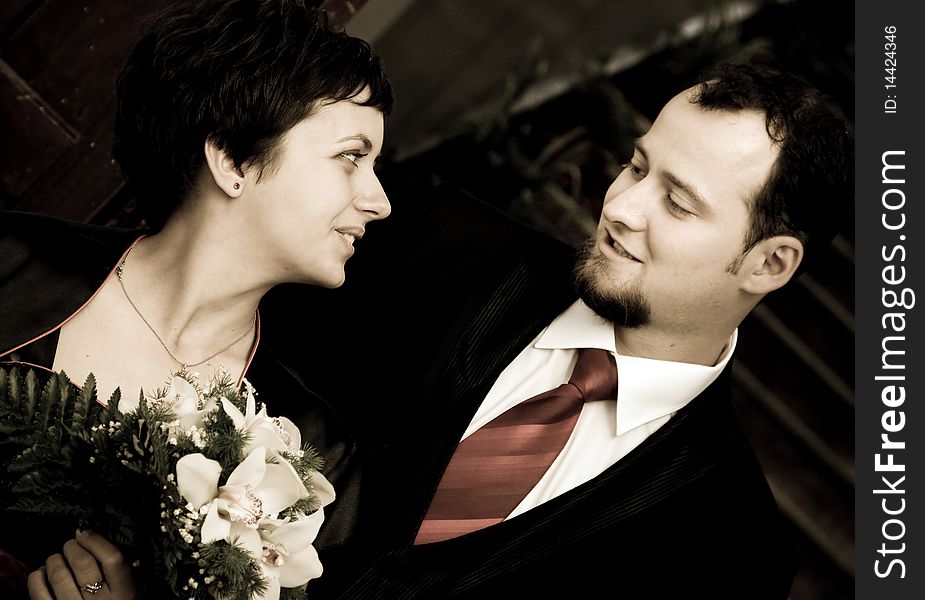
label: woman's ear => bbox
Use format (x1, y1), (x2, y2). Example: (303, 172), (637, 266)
(739, 235), (804, 296)
(203, 138), (244, 197)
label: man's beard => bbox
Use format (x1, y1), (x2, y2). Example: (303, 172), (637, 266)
(573, 239), (651, 328)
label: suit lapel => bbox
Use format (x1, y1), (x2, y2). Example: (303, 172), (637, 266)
(374, 255), (577, 550)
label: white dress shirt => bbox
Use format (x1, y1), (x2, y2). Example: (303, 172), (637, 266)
(461, 299), (737, 519)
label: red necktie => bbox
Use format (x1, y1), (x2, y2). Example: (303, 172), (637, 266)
(414, 347), (618, 545)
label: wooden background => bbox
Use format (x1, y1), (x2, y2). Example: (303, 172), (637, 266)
(0, 0), (363, 222)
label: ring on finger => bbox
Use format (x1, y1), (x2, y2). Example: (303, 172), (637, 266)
(81, 580), (105, 594)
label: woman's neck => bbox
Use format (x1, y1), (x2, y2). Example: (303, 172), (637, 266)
(122, 214), (270, 359)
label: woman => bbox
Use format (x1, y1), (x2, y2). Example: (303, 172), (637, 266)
(0, 0), (392, 597)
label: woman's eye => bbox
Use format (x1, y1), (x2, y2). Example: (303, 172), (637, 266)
(340, 151), (367, 167)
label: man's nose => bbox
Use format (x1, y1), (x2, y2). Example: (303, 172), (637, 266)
(600, 177), (651, 231)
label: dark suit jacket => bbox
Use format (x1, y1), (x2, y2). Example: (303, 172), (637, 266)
(261, 174), (799, 599)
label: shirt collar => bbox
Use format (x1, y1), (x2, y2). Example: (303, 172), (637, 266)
(536, 300), (737, 435)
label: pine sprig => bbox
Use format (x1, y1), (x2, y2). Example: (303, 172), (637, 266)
(199, 539), (270, 600)
(279, 587), (308, 600)
(202, 411), (250, 479)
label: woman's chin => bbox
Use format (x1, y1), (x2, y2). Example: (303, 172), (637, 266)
(300, 267), (346, 289)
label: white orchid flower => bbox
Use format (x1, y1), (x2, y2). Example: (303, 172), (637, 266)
(166, 376), (220, 429)
(220, 384), (301, 453)
(176, 446), (308, 540)
(119, 373), (199, 414)
(122, 375), (217, 428)
(175, 447), (332, 600)
(255, 509), (326, 599)
(308, 469), (336, 510)
(254, 470), (336, 599)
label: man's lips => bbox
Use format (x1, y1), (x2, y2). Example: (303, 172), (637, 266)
(599, 229), (641, 262)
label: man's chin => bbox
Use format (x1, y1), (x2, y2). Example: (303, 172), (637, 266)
(573, 249), (650, 328)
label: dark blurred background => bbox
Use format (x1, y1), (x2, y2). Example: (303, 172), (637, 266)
(0, 1), (853, 598)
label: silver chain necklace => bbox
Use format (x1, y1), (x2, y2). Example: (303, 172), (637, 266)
(115, 246), (257, 370)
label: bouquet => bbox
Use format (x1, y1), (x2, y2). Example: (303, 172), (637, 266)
(0, 365), (333, 600)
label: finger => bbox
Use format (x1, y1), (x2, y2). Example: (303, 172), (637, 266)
(26, 567), (55, 600)
(74, 532), (135, 597)
(62, 539), (104, 591)
(44, 554), (81, 600)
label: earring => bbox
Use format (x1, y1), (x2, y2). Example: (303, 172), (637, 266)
(233, 182), (241, 190)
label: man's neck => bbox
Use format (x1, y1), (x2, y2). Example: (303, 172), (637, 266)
(612, 323), (734, 367)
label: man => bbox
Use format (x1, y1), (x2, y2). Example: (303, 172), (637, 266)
(264, 63), (853, 598)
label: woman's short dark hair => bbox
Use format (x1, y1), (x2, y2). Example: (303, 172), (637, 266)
(112, 0), (392, 229)
(692, 63), (853, 272)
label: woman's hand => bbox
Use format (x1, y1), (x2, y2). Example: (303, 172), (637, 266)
(26, 532), (136, 600)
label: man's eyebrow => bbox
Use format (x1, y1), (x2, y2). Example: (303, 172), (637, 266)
(634, 139), (710, 212)
(337, 134), (373, 152)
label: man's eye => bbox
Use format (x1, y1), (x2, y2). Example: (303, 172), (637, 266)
(622, 162), (645, 177)
(665, 195), (695, 217)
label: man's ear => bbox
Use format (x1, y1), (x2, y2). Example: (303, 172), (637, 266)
(739, 235), (804, 295)
(203, 138), (244, 197)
